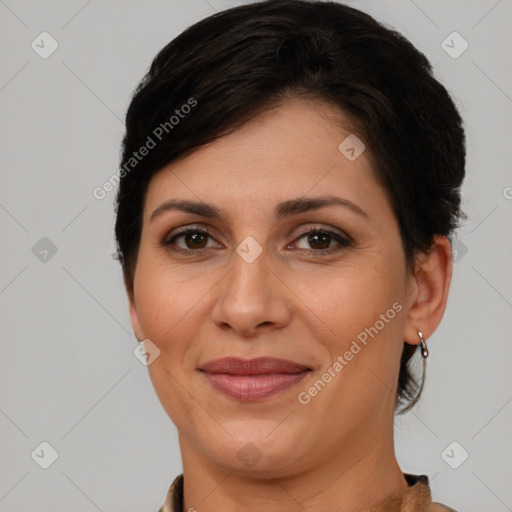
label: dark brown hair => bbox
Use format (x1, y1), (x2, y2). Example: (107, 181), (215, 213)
(114, 0), (466, 414)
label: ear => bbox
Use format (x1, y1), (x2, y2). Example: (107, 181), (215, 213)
(403, 235), (453, 346)
(127, 286), (144, 342)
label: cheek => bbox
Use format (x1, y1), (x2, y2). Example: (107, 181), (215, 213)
(132, 248), (220, 358)
(133, 251), (184, 344)
(308, 261), (405, 344)
(132, 259), (210, 427)
(308, 255), (406, 391)
(302, 271), (406, 418)
(135, 280), (195, 348)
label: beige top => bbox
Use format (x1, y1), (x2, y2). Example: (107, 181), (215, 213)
(158, 472), (458, 511)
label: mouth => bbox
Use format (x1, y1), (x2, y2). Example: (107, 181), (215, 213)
(199, 357), (312, 401)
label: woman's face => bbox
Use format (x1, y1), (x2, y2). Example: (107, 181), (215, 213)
(129, 98), (419, 477)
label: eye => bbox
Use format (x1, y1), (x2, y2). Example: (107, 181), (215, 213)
(290, 227), (351, 255)
(160, 225), (352, 256)
(161, 227), (220, 253)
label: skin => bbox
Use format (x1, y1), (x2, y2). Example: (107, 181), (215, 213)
(127, 98), (452, 512)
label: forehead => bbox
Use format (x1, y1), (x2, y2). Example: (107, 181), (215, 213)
(143, 98), (387, 223)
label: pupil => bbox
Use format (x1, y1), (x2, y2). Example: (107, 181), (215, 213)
(183, 232), (332, 250)
(187, 232), (207, 248)
(310, 233), (329, 249)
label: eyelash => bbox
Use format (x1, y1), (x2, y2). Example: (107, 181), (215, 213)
(160, 225), (352, 256)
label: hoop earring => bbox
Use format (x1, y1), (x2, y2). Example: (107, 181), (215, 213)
(418, 331), (428, 359)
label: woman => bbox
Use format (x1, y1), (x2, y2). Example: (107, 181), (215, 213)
(114, 1), (465, 510)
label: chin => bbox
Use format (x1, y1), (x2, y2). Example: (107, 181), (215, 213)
(201, 425), (308, 475)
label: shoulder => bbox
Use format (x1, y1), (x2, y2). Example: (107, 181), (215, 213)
(428, 502), (458, 512)
(157, 473), (183, 512)
(403, 473), (459, 512)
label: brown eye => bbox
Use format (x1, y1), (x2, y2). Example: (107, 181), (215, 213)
(308, 231), (331, 250)
(162, 228), (217, 252)
(182, 231), (208, 249)
(293, 227), (351, 255)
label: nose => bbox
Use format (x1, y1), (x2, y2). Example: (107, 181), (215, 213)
(210, 248), (292, 337)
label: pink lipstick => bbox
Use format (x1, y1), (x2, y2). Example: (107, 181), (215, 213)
(199, 357), (311, 401)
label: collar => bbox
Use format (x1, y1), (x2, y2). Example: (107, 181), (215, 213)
(158, 472), (455, 512)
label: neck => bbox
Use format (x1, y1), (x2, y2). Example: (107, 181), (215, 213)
(178, 428), (408, 512)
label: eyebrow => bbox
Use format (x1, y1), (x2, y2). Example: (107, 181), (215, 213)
(150, 196), (370, 223)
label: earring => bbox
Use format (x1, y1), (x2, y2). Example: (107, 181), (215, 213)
(418, 331), (428, 359)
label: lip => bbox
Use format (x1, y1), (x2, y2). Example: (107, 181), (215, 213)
(200, 357), (311, 375)
(199, 357), (312, 401)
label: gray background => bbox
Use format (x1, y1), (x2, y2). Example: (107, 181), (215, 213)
(1, 0), (511, 510)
